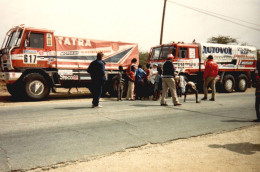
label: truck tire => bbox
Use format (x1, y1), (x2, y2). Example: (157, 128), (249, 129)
(222, 74), (235, 93)
(235, 74), (248, 92)
(23, 73), (50, 100)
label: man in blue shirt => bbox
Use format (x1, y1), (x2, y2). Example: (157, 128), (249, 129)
(135, 65), (146, 100)
(87, 52), (106, 108)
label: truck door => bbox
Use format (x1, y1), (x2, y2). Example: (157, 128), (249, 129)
(23, 31), (55, 68)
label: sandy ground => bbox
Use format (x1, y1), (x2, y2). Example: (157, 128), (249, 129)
(26, 125), (259, 172)
(1, 82), (259, 172)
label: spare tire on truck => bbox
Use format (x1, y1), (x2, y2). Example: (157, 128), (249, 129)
(235, 74), (248, 92)
(22, 73), (50, 100)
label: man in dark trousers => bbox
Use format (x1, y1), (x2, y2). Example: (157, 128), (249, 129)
(87, 52), (106, 108)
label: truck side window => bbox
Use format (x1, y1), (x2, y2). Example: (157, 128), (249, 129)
(29, 33), (44, 49)
(150, 48), (161, 60)
(172, 46), (177, 57)
(160, 46), (172, 59)
(178, 47), (188, 58)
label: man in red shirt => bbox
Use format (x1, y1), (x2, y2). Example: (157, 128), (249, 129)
(202, 55), (219, 101)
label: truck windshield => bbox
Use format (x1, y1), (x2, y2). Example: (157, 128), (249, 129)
(4, 29), (23, 48)
(150, 46), (173, 60)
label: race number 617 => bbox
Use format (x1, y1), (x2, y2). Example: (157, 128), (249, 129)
(24, 54), (37, 64)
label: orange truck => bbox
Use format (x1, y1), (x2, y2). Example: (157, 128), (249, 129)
(0, 25), (139, 100)
(147, 42), (258, 92)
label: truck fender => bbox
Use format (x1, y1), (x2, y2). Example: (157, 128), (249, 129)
(20, 69), (56, 88)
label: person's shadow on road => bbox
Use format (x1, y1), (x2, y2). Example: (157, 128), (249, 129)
(209, 142), (260, 155)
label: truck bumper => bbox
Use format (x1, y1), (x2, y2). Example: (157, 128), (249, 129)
(0, 72), (22, 83)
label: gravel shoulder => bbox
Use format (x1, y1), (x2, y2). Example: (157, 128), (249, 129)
(29, 125), (260, 172)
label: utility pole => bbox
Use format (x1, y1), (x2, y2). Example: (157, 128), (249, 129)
(160, 0), (167, 45)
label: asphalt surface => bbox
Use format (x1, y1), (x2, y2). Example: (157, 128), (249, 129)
(0, 91), (257, 171)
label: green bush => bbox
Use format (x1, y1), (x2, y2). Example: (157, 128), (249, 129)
(139, 52), (149, 67)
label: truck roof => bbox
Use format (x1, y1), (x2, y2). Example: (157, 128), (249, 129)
(10, 24), (54, 33)
(152, 42), (198, 48)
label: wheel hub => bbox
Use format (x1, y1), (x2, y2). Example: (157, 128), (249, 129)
(239, 79), (246, 90)
(28, 80), (44, 96)
(225, 79), (233, 90)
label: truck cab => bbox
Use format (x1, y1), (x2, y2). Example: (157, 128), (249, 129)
(148, 43), (200, 75)
(0, 25), (59, 100)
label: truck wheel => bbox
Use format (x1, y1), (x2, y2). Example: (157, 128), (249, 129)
(235, 74), (248, 92)
(222, 74), (235, 93)
(23, 73), (50, 100)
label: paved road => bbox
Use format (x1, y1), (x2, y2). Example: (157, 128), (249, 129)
(0, 92), (257, 171)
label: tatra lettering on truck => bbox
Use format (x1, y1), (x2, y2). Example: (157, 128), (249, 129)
(147, 42), (258, 93)
(0, 25), (139, 100)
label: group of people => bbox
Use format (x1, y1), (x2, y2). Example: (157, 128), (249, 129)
(87, 52), (219, 108)
(124, 58), (162, 101)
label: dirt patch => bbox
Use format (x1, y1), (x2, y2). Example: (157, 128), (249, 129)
(28, 125), (260, 172)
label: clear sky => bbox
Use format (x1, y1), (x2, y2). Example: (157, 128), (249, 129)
(0, 0), (259, 52)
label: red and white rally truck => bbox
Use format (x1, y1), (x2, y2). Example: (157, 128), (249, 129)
(0, 25), (139, 100)
(147, 42), (258, 92)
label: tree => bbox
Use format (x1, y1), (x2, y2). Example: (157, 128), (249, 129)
(139, 52), (149, 66)
(207, 35), (238, 44)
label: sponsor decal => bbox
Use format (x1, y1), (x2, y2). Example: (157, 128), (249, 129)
(237, 48), (252, 55)
(112, 43), (119, 51)
(60, 75), (79, 80)
(223, 64), (235, 67)
(57, 37), (92, 47)
(47, 33), (52, 46)
(48, 58), (54, 64)
(203, 46), (232, 55)
(189, 48), (196, 58)
(240, 61), (254, 65)
(23, 50), (37, 54)
(58, 70), (73, 75)
(39, 50), (44, 55)
(60, 51), (79, 56)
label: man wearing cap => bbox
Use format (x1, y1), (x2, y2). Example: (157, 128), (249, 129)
(87, 52), (106, 108)
(160, 54), (181, 106)
(201, 55), (219, 101)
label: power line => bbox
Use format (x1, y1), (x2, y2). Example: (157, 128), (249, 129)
(167, 0), (260, 31)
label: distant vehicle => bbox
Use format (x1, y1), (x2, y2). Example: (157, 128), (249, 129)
(0, 25), (139, 100)
(147, 42), (258, 92)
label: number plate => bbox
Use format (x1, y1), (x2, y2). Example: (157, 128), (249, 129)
(23, 54), (38, 64)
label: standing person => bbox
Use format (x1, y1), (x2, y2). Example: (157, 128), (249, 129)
(135, 65), (147, 100)
(160, 55), (181, 106)
(126, 58), (137, 78)
(150, 64), (158, 84)
(144, 63), (152, 99)
(153, 67), (162, 100)
(201, 55), (219, 101)
(87, 52), (106, 108)
(254, 62), (260, 122)
(113, 66), (124, 101)
(126, 65), (135, 100)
